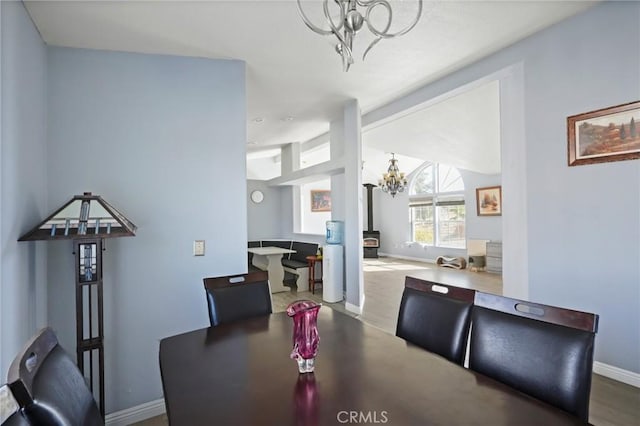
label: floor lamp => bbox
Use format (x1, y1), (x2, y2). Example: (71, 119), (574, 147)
(19, 192), (136, 417)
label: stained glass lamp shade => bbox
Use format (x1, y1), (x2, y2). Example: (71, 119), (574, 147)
(18, 192), (136, 241)
(17, 192), (135, 418)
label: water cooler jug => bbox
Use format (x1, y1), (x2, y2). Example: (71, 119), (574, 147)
(323, 220), (344, 303)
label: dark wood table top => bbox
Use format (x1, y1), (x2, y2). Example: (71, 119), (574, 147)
(159, 309), (586, 425)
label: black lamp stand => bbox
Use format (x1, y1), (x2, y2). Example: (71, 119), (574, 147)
(74, 238), (105, 417)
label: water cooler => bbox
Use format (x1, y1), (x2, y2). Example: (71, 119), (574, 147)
(323, 221), (344, 303)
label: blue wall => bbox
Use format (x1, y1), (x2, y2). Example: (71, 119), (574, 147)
(0, 1), (48, 378)
(462, 171), (502, 242)
(369, 2), (640, 375)
(0, 6), (248, 411)
(247, 179), (286, 241)
(2, 1), (638, 416)
(522, 2), (639, 374)
(46, 47), (246, 412)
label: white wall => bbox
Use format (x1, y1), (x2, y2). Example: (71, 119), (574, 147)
(0, 1), (48, 378)
(46, 47), (246, 413)
(300, 179), (331, 235)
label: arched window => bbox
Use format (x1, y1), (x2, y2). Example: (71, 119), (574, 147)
(409, 163), (466, 248)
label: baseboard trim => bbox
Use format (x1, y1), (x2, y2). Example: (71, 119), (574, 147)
(105, 398), (166, 426)
(345, 301), (362, 315)
(594, 362), (640, 388)
(376, 253), (437, 264)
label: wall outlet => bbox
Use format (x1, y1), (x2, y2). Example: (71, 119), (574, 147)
(193, 240), (205, 256)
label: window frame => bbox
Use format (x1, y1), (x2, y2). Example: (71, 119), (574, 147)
(409, 163), (466, 249)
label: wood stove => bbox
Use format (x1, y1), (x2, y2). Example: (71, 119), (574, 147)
(363, 184), (380, 258)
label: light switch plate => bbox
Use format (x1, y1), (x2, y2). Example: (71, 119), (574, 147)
(193, 240), (205, 256)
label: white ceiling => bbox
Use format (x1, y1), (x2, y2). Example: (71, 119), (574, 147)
(24, 0), (594, 178)
(364, 79), (501, 174)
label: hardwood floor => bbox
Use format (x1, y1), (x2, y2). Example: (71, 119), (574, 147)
(360, 257), (501, 333)
(135, 257), (639, 426)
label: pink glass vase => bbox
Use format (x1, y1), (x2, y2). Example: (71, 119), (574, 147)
(286, 300), (321, 373)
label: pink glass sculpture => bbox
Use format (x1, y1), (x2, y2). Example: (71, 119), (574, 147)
(286, 300), (321, 373)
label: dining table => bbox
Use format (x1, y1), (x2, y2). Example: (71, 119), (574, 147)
(247, 246), (295, 293)
(159, 309), (588, 425)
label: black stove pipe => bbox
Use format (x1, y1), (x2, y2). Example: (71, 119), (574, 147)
(363, 184), (376, 232)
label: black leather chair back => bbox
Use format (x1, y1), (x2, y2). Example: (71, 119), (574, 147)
(7, 328), (103, 426)
(1, 412), (29, 426)
(290, 242), (318, 263)
(396, 277), (475, 365)
(261, 240), (293, 260)
(1, 384), (29, 426)
(469, 292), (598, 422)
(203, 271), (272, 327)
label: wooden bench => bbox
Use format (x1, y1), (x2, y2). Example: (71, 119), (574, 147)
(248, 240), (319, 291)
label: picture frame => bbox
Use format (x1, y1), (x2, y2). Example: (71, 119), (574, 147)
(476, 186), (502, 217)
(310, 190), (331, 212)
(567, 100), (640, 166)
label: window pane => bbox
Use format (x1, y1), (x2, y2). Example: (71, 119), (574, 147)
(438, 164), (464, 193)
(411, 164), (434, 195)
(436, 205), (466, 248)
(411, 205), (434, 244)
(409, 162), (466, 247)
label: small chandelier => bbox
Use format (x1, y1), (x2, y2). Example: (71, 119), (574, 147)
(379, 153), (407, 197)
(296, 0), (423, 72)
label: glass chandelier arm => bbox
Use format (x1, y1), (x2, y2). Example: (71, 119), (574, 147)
(361, 0), (391, 60)
(331, 26), (355, 68)
(323, 0), (347, 38)
(365, 0), (393, 35)
(296, 0), (342, 36)
(326, 0), (346, 33)
(341, 31), (355, 71)
(355, 0), (387, 8)
(366, 0), (422, 39)
(322, 0), (354, 70)
(362, 37), (382, 60)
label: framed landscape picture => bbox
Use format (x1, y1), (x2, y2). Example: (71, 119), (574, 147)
(311, 190), (331, 212)
(476, 186), (502, 216)
(568, 101), (640, 166)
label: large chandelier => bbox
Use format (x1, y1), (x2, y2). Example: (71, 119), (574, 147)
(296, 0), (423, 72)
(379, 153), (407, 197)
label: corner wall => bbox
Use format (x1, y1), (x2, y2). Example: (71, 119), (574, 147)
(46, 47), (246, 412)
(0, 1), (48, 378)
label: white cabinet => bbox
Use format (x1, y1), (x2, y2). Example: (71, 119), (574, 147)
(322, 245), (344, 303)
(486, 242), (502, 274)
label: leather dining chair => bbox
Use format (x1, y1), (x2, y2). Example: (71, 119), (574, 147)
(395, 276), (475, 365)
(203, 270), (273, 327)
(0, 384), (29, 426)
(6, 327), (103, 426)
(469, 292), (599, 422)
